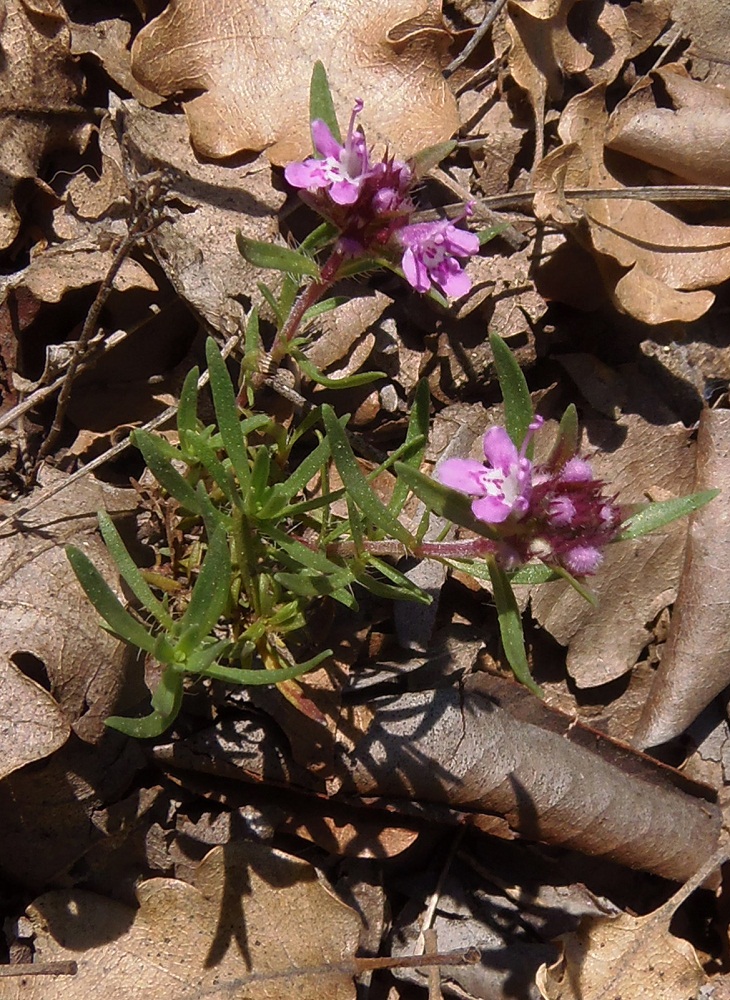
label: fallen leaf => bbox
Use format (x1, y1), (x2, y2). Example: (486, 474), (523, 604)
(537, 909), (704, 999)
(535, 856), (714, 1000)
(130, 0), (460, 164)
(530, 413), (695, 688)
(0, 468), (138, 742)
(504, 0), (663, 163)
(115, 99), (285, 334)
(533, 83), (730, 323)
(20, 841), (363, 999)
(633, 408), (730, 749)
(69, 16), (162, 107)
(0, 0), (87, 248)
(607, 65), (730, 186)
(336, 680), (721, 882)
(0, 733), (145, 891)
(0, 657), (68, 779)
(672, 0), (730, 89)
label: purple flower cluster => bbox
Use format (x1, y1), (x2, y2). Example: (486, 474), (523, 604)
(437, 419), (622, 575)
(284, 102), (479, 299)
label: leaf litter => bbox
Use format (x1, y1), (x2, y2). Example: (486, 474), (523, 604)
(2, 0), (730, 998)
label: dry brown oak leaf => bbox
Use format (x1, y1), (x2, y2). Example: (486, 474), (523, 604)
(634, 408), (730, 749)
(534, 83), (730, 324)
(0, 0), (87, 249)
(18, 841), (362, 1000)
(130, 0), (460, 163)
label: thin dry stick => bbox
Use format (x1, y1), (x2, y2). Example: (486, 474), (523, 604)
(33, 178), (167, 471)
(0, 961), (77, 977)
(445, 0), (510, 75)
(0, 333), (242, 535)
(478, 184), (730, 211)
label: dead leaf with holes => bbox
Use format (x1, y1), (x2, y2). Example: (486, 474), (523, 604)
(0, 0), (88, 249)
(0, 469), (137, 746)
(17, 841), (362, 1000)
(533, 84), (730, 323)
(130, 0), (459, 163)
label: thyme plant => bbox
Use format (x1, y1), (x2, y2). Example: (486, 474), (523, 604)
(66, 65), (717, 735)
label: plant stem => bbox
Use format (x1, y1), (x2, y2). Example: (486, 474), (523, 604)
(269, 246), (346, 365)
(314, 535), (496, 561)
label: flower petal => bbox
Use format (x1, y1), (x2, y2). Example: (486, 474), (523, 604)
(482, 427), (519, 473)
(435, 261), (471, 298)
(444, 228), (480, 256)
(436, 458), (488, 495)
(329, 178), (361, 205)
(401, 247), (430, 292)
(284, 160), (328, 190)
(472, 494), (512, 523)
(310, 120), (342, 160)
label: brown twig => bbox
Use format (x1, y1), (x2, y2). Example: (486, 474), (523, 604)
(445, 0), (510, 75)
(0, 961), (78, 977)
(477, 184), (730, 211)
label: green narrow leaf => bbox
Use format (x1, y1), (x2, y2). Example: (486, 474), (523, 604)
(205, 648), (333, 685)
(389, 378), (431, 513)
(489, 331), (533, 448)
(259, 434), (331, 515)
(322, 405), (416, 546)
(278, 273), (299, 322)
(66, 545), (157, 654)
(618, 489), (719, 541)
(487, 556), (542, 697)
(545, 404), (579, 470)
(205, 337), (251, 490)
(361, 556), (432, 604)
(301, 296), (349, 326)
(309, 61), (341, 143)
(477, 223), (509, 246)
(106, 666), (184, 738)
(236, 233), (320, 278)
(176, 525), (232, 656)
(133, 430), (203, 515)
(185, 433), (240, 508)
(257, 282), (284, 325)
(245, 307), (262, 355)
(177, 366), (200, 440)
(295, 353), (386, 389)
(97, 511), (174, 629)
(299, 221), (339, 252)
(409, 140), (456, 177)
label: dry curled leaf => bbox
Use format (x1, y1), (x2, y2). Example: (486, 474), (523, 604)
(0, 0), (87, 249)
(534, 84), (730, 323)
(19, 841), (362, 1000)
(0, 469), (137, 743)
(130, 0), (459, 164)
(633, 408), (730, 749)
(336, 681), (721, 882)
(607, 65), (730, 186)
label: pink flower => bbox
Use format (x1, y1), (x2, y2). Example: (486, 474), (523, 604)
(285, 100), (370, 205)
(396, 205), (480, 298)
(435, 418), (622, 576)
(437, 419), (541, 523)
